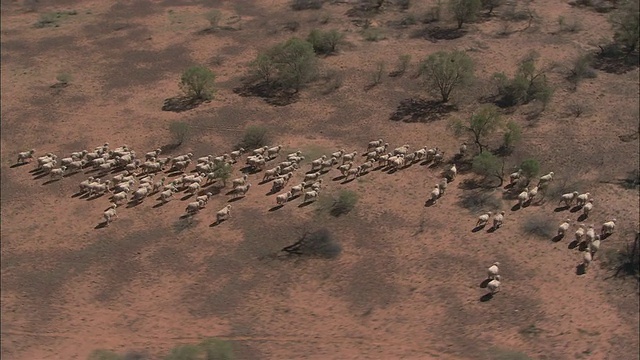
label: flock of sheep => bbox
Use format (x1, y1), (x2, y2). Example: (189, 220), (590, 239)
(15, 137), (622, 295)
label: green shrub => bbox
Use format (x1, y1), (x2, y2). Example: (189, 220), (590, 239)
(522, 215), (555, 238)
(493, 52), (553, 108)
(471, 151), (505, 186)
(419, 50), (474, 103)
(502, 121), (522, 151)
(237, 126), (270, 150)
(307, 29), (344, 54)
(519, 159), (540, 179)
(362, 27), (386, 41)
(56, 72), (73, 85)
(168, 121), (190, 146)
(449, 0), (482, 29)
(87, 350), (123, 360)
(330, 190), (358, 217)
(609, 0), (639, 52)
(180, 65), (216, 100)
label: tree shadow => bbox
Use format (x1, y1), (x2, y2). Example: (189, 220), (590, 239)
(10, 162), (28, 168)
(411, 26), (468, 42)
(390, 98), (457, 123)
(568, 240), (580, 250)
(161, 96), (206, 113)
(551, 234), (564, 243)
(592, 45), (639, 75)
(479, 279), (491, 288)
(233, 81), (298, 106)
(269, 204), (284, 212)
(480, 293), (494, 302)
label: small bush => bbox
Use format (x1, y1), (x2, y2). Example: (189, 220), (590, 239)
(472, 151), (505, 186)
(567, 53), (596, 89)
(457, 190), (503, 212)
(307, 29), (344, 54)
(493, 52), (553, 108)
(292, 0), (323, 10)
(420, 50), (475, 103)
(519, 159), (540, 179)
(502, 121), (522, 151)
(370, 61), (386, 86)
(330, 190), (358, 217)
(88, 350), (124, 360)
(282, 228), (342, 258)
(362, 27), (386, 41)
(283, 21), (300, 32)
(237, 126), (270, 150)
(522, 215), (555, 239)
(205, 9), (222, 29)
(448, 0), (482, 29)
(390, 54), (412, 77)
(56, 72), (73, 85)
(557, 16), (583, 33)
(169, 121), (190, 146)
(622, 169), (640, 189)
(481, 0), (502, 14)
(199, 338), (234, 360)
(320, 69), (344, 94)
(609, 0), (639, 52)
(397, 0), (411, 10)
(180, 65), (216, 100)
(566, 101), (590, 117)
(423, 1), (443, 23)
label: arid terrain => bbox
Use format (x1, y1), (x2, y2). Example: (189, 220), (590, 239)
(1, 0), (639, 359)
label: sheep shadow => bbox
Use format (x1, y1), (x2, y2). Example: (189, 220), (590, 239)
(510, 204), (521, 212)
(424, 199), (436, 207)
(227, 196), (244, 203)
(386, 168), (398, 175)
(225, 190), (236, 196)
(576, 264), (587, 275)
(32, 173), (49, 180)
(71, 192), (85, 198)
(180, 194), (194, 201)
(94, 222), (108, 230)
(479, 279), (491, 288)
(332, 175), (345, 181)
(554, 206), (569, 212)
(419, 160), (431, 166)
(551, 234), (564, 243)
(472, 225), (486, 233)
(167, 171), (185, 178)
(179, 213), (193, 220)
(568, 240), (580, 250)
(86, 194), (105, 201)
(265, 189), (278, 196)
(578, 241), (589, 251)
(486, 226), (497, 233)
(268, 205), (284, 212)
(10, 162), (29, 168)
(126, 200), (143, 208)
(341, 178), (356, 185)
(305, 169), (319, 174)
(298, 201), (313, 208)
(601, 233), (611, 240)
(258, 178), (272, 185)
(290, 194), (301, 201)
(480, 293), (494, 302)
(428, 162), (441, 169)
(577, 214), (588, 222)
(29, 168), (43, 174)
(570, 206), (582, 213)
(63, 172), (79, 178)
(209, 220), (223, 227)
(152, 202), (166, 209)
(41, 179), (60, 185)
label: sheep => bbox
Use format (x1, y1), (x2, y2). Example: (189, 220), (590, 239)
(280, 164), (298, 175)
(311, 179), (323, 191)
(290, 183), (305, 198)
(576, 192), (590, 207)
(582, 251), (592, 271)
(89, 180), (111, 197)
(438, 178), (448, 195)
(229, 148), (245, 162)
(430, 185), (441, 203)
(575, 224), (586, 243)
(266, 145), (283, 159)
(589, 235), (601, 256)
(367, 139), (384, 149)
(171, 153), (193, 165)
(192, 192), (212, 206)
(246, 154), (263, 166)
(131, 186), (149, 203)
(197, 155), (213, 164)
(320, 157), (338, 171)
(557, 219), (571, 237)
(389, 155), (405, 170)
(303, 190), (320, 203)
(459, 142), (467, 156)
(156, 156), (172, 168)
(433, 151), (445, 165)
(357, 161), (374, 176)
(125, 159), (141, 172)
(232, 184), (252, 198)
(250, 157), (266, 170)
(278, 161), (294, 169)
(304, 172), (322, 182)
(338, 162), (353, 177)
(272, 177), (286, 193)
(487, 277), (501, 294)
(216, 205), (232, 224)
(487, 262), (500, 280)
(585, 225), (596, 243)
(171, 159), (191, 173)
(414, 147), (428, 161)
(251, 146), (269, 156)
(79, 177), (95, 193)
(70, 150), (88, 160)
(376, 153), (391, 168)
(492, 211), (505, 230)
(278, 172), (294, 184)
(232, 174), (249, 188)
(276, 191), (292, 205)
(187, 182), (201, 195)
(159, 188), (177, 203)
(582, 199), (594, 217)
(601, 219), (617, 236)
(60, 156), (76, 167)
(91, 156), (107, 169)
(538, 172), (554, 185)
(559, 191), (579, 207)
(310, 155), (327, 170)
(263, 166), (281, 181)
(213, 154), (230, 164)
(288, 155), (305, 164)
(185, 199), (206, 215)
(403, 152), (416, 165)
(111, 191), (129, 205)
(98, 160), (117, 175)
(17, 149), (36, 164)
(345, 168), (359, 181)
(49, 166), (67, 180)
(374, 144), (388, 155)
(446, 164), (457, 181)
(476, 211), (493, 227)
(144, 148), (162, 161)
(509, 169), (523, 185)
(527, 186), (539, 202)
(517, 188), (530, 207)
(365, 151), (379, 162)
(66, 160), (85, 173)
(393, 144), (410, 155)
(286, 151), (302, 160)
(342, 151), (357, 164)
(103, 204), (118, 226)
(427, 147), (440, 161)
(41, 160), (57, 174)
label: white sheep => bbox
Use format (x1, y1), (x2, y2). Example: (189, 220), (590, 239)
(320, 157), (338, 171)
(446, 164), (457, 181)
(342, 151), (357, 164)
(229, 148), (245, 162)
(492, 211), (505, 229)
(414, 147), (428, 161)
(278, 172), (294, 184)
(132, 186), (149, 203)
(377, 153), (391, 168)
(575, 224), (585, 243)
(338, 162), (353, 177)
(487, 262), (500, 280)
(160, 188), (177, 203)
(41, 160), (57, 174)
(582, 251), (592, 271)
(538, 171), (554, 185)
(589, 235), (601, 255)
(585, 225), (596, 243)
(304, 172), (322, 182)
(365, 151), (379, 162)
(232, 184), (252, 198)
(373, 144), (388, 155)
(393, 144), (410, 155)
(67, 160), (85, 173)
(271, 177), (286, 193)
(103, 204), (118, 226)
(252, 146), (270, 156)
(331, 149), (346, 159)
(403, 152), (416, 165)
(582, 199), (594, 217)
(288, 155), (305, 164)
(216, 205), (232, 223)
(280, 164), (298, 175)
(266, 145), (283, 159)
(576, 192), (590, 207)
(311, 179), (323, 191)
(171, 159), (191, 173)
(303, 190), (320, 203)
(509, 169), (523, 185)
(263, 166), (281, 181)
(278, 161), (293, 169)
(357, 161), (374, 176)
(17, 149), (36, 164)
(111, 191), (129, 205)
(197, 155), (213, 164)
(276, 191), (292, 205)
(185, 199), (206, 215)
(433, 150), (445, 165)
(438, 178), (448, 195)
(459, 142), (467, 156)
(195, 192), (213, 205)
(559, 191), (579, 207)
(487, 276), (501, 294)
(310, 155), (327, 170)
(89, 180), (111, 197)
(476, 211), (493, 227)
(151, 177), (167, 193)
(430, 185), (441, 203)
(557, 219), (571, 237)
(49, 166), (67, 180)
(601, 219), (617, 236)
(367, 139), (384, 149)
(345, 167), (359, 180)
(290, 183), (305, 198)
(187, 182), (201, 195)
(79, 177), (95, 193)
(232, 174), (249, 188)
(527, 186), (539, 202)
(114, 180), (136, 194)
(517, 188), (530, 207)
(286, 150), (302, 160)
(389, 155), (405, 170)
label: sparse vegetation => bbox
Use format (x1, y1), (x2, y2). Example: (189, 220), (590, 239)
(88, 349), (124, 360)
(180, 65), (216, 101)
(55, 72), (73, 86)
(330, 190), (359, 217)
(493, 52), (554, 109)
(481, 0), (502, 15)
(205, 9), (222, 30)
(519, 158), (540, 180)
(566, 101), (590, 117)
(522, 215), (556, 238)
(292, 0), (324, 10)
(370, 61), (386, 87)
(472, 151), (505, 186)
(609, 0), (640, 52)
(451, 105), (502, 153)
(34, 10), (77, 28)
(164, 338), (234, 360)
(418, 50), (474, 103)
(237, 126), (270, 150)
(622, 169), (640, 189)
(501, 121), (522, 153)
(169, 121), (190, 146)
(362, 27), (386, 41)
(281, 228), (342, 258)
(212, 162), (233, 186)
(390, 54), (412, 77)
(457, 189), (503, 211)
(307, 29), (344, 54)
(567, 53), (596, 90)
(423, 0), (443, 23)
(448, 0), (482, 29)
(557, 16), (583, 33)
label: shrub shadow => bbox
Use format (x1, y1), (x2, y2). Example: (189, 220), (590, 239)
(233, 82), (298, 106)
(162, 96), (206, 113)
(390, 98), (457, 123)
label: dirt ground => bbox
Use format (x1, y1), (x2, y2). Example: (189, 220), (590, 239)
(1, 0), (639, 359)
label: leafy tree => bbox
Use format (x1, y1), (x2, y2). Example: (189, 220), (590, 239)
(180, 65), (216, 100)
(250, 38), (318, 92)
(519, 158), (540, 180)
(493, 52), (553, 108)
(609, 0), (639, 52)
(169, 121), (190, 146)
(502, 120), (522, 151)
(472, 151), (505, 186)
(449, 0), (482, 29)
(451, 105), (502, 153)
(212, 162), (233, 186)
(307, 29), (344, 54)
(419, 50), (474, 103)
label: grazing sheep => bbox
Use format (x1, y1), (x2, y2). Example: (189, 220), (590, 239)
(342, 151), (358, 164)
(67, 160), (85, 173)
(320, 157), (338, 171)
(338, 162), (353, 177)
(304, 172), (322, 182)
(509, 169), (523, 185)
(393, 144), (410, 155)
(331, 149), (346, 159)
(287, 150), (302, 160)
(487, 277), (501, 294)
(311, 179), (323, 191)
(582, 199), (594, 217)
(280, 164), (298, 175)
(216, 205), (232, 223)
(132, 186), (149, 203)
(17, 149), (36, 164)
(582, 251), (592, 271)
(377, 153), (391, 168)
(459, 142), (467, 156)
(114, 180), (136, 194)
(41, 160), (57, 174)
(438, 178), (448, 195)
(487, 262), (500, 280)
(559, 191), (579, 207)
(160, 188), (177, 203)
(303, 190), (320, 203)
(232, 174), (249, 188)
(557, 219), (571, 237)
(103, 204), (118, 226)
(263, 166), (282, 181)
(310, 155), (327, 170)
(517, 188), (530, 207)
(185, 199), (206, 215)
(575, 224), (586, 243)
(172, 159), (191, 173)
(252, 146), (270, 156)
(601, 219), (617, 236)
(276, 191), (292, 205)
(538, 172), (554, 185)
(374, 144), (388, 155)
(433, 151), (445, 165)
(232, 184), (252, 198)
(492, 211), (505, 230)
(151, 177), (166, 193)
(278, 172), (294, 184)
(576, 192), (590, 207)
(111, 191), (129, 205)
(430, 185), (441, 203)
(266, 145), (283, 159)
(195, 192), (213, 205)
(367, 139), (384, 149)
(476, 211), (493, 227)
(49, 166), (67, 180)
(272, 177), (286, 193)
(290, 183), (305, 197)
(446, 164), (457, 181)
(187, 182), (201, 195)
